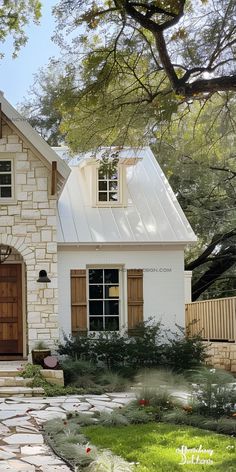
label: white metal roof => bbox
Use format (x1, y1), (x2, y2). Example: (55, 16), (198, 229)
(56, 146), (197, 245)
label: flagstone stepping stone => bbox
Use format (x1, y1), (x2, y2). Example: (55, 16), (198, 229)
(21, 445), (50, 455)
(3, 417), (32, 427)
(108, 392), (135, 397)
(44, 407), (64, 412)
(1, 403), (45, 410)
(3, 434), (44, 445)
(0, 446), (20, 453)
(45, 396), (67, 401)
(60, 402), (90, 412)
(63, 396), (85, 402)
(30, 411), (66, 421)
(41, 466), (71, 472)
(22, 455), (64, 466)
(0, 460), (35, 471)
(90, 405), (113, 413)
(86, 399), (122, 408)
(15, 423), (38, 432)
(0, 423), (10, 434)
(16, 426), (39, 433)
(0, 411), (27, 420)
(0, 450), (16, 459)
(8, 398), (50, 404)
(85, 395), (110, 401)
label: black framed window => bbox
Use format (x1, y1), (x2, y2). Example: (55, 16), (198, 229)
(0, 161), (12, 198)
(88, 268), (120, 331)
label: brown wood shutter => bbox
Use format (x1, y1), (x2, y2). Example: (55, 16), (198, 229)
(127, 269), (143, 334)
(71, 269), (87, 335)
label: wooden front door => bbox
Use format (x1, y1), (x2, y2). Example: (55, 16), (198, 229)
(0, 264), (23, 356)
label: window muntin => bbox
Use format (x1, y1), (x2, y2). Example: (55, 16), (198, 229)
(0, 161), (12, 198)
(97, 165), (119, 203)
(88, 268), (120, 331)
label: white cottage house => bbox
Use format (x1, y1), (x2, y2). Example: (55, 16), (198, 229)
(0, 92), (196, 360)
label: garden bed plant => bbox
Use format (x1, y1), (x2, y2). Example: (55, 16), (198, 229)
(43, 366), (236, 470)
(20, 361), (129, 396)
(58, 319), (208, 374)
(44, 400), (236, 471)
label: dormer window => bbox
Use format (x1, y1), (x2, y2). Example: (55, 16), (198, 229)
(97, 162), (120, 203)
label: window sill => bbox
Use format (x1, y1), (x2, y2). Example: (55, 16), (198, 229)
(93, 202), (127, 208)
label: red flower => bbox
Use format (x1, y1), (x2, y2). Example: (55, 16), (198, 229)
(138, 399), (149, 407)
(86, 447), (91, 453)
(63, 421), (68, 425)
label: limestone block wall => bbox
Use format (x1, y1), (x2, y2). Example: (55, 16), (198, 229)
(0, 123), (58, 355)
(205, 342), (236, 373)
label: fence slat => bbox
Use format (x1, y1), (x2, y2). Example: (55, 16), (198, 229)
(185, 297), (236, 342)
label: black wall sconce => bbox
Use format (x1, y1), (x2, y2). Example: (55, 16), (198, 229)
(0, 245), (12, 263)
(37, 270), (51, 283)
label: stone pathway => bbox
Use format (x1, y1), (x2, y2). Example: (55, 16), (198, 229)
(0, 392), (135, 471)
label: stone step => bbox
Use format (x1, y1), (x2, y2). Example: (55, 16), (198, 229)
(0, 369), (23, 377)
(0, 386), (45, 397)
(0, 377), (33, 387)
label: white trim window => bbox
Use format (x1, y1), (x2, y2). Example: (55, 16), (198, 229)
(0, 160), (13, 199)
(88, 268), (120, 331)
(97, 164), (119, 203)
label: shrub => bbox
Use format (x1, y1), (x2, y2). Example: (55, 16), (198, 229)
(96, 372), (129, 391)
(58, 443), (97, 468)
(92, 331), (129, 369)
(190, 367), (236, 418)
(123, 406), (152, 424)
(126, 320), (163, 368)
(62, 359), (100, 385)
(58, 332), (93, 361)
(87, 450), (134, 472)
(58, 319), (207, 374)
(163, 326), (208, 372)
(68, 412), (96, 426)
(135, 369), (189, 408)
(99, 411), (130, 426)
(161, 409), (236, 436)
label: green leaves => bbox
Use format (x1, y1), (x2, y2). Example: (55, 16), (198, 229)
(0, 1), (42, 58)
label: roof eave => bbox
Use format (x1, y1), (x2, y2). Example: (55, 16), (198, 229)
(0, 93), (70, 181)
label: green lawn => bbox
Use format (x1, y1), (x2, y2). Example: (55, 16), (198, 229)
(84, 422), (236, 471)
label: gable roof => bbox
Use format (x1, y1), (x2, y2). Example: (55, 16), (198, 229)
(56, 146), (197, 245)
(0, 92), (70, 182)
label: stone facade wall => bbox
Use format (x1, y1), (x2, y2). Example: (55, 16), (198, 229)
(0, 123), (58, 355)
(205, 342), (236, 373)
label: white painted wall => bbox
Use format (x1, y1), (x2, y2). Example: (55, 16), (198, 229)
(58, 248), (185, 334)
(58, 246), (185, 337)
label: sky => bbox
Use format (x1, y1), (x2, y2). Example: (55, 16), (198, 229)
(0, 1), (59, 107)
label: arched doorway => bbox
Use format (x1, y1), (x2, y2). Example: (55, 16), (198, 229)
(0, 247), (25, 358)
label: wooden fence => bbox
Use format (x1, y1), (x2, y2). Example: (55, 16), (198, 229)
(185, 296), (236, 342)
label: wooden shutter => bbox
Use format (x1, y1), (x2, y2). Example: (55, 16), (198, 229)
(71, 269), (87, 335)
(127, 269), (143, 334)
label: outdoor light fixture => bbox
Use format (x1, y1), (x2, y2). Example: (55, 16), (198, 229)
(0, 245), (12, 263)
(37, 270), (51, 283)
